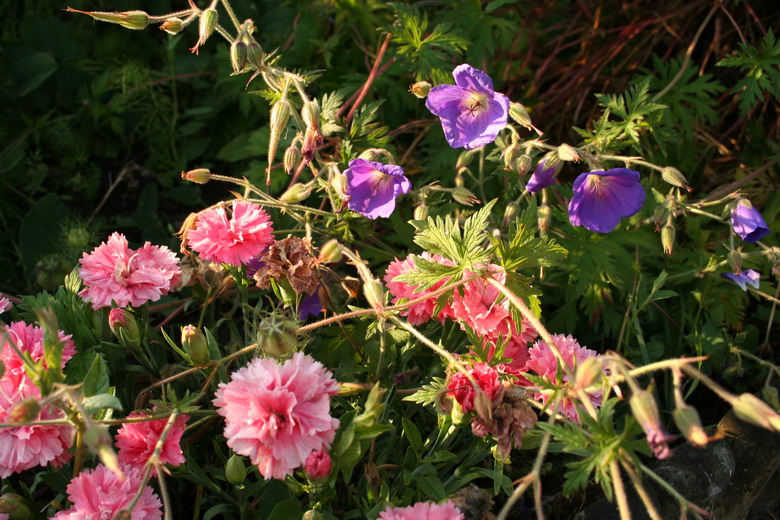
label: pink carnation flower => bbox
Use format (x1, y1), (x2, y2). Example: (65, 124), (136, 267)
(0, 372), (73, 478)
(115, 412), (189, 471)
(304, 449), (332, 480)
(451, 265), (509, 336)
(447, 363), (504, 414)
(0, 297), (11, 314)
(525, 334), (603, 421)
(78, 232), (181, 309)
(384, 252), (454, 324)
(187, 201), (274, 266)
(1, 321), (76, 377)
(213, 352), (340, 479)
(53, 464), (162, 520)
(379, 501), (464, 520)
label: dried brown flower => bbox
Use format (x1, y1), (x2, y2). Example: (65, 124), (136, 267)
(253, 235), (319, 295)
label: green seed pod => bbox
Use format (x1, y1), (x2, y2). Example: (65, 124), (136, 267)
(181, 325), (210, 365)
(7, 398), (41, 424)
(197, 8), (218, 47)
(408, 81), (432, 98)
(318, 239), (342, 264)
(279, 183), (312, 204)
(283, 145), (303, 175)
(0, 493), (33, 520)
(159, 17), (184, 35)
(230, 40), (248, 74)
(225, 453), (247, 484)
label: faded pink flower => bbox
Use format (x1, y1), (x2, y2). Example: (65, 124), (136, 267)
(213, 352), (340, 479)
(52, 464), (162, 520)
(78, 232), (181, 309)
(0, 371), (73, 478)
(115, 412), (189, 471)
(379, 501), (465, 520)
(525, 334), (603, 421)
(1, 321), (76, 377)
(384, 252), (455, 324)
(0, 297), (11, 314)
(304, 449), (332, 480)
(447, 363), (504, 414)
(187, 201), (274, 266)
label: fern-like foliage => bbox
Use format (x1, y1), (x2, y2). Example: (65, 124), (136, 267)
(717, 28), (780, 116)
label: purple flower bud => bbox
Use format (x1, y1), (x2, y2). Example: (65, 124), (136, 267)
(568, 168), (646, 233)
(721, 269), (760, 291)
(425, 64), (510, 150)
(526, 159), (558, 193)
(345, 159), (411, 219)
(731, 199), (770, 242)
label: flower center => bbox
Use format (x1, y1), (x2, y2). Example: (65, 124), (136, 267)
(585, 174), (609, 198)
(461, 91), (490, 118)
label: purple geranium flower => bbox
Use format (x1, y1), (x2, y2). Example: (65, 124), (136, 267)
(722, 269), (760, 291)
(299, 291), (322, 320)
(425, 64), (510, 150)
(345, 159), (411, 219)
(568, 168), (646, 233)
(526, 159), (558, 193)
(731, 199), (770, 242)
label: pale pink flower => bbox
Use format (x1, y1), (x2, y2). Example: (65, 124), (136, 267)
(446, 363), (504, 414)
(0, 297), (11, 314)
(379, 501), (465, 520)
(1, 321), (76, 377)
(53, 464), (162, 520)
(304, 449), (332, 480)
(115, 412), (189, 471)
(384, 252), (455, 324)
(213, 352), (340, 479)
(187, 201), (274, 266)
(78, 232), (181, 309)
(525, 334), (603, 421)
(0, 371), (73, 478)
(0, 513), (8, 520)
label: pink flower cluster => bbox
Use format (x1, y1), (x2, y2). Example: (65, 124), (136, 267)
(0, 321), (76, 478)
(379, 501), (464, 520)
(187, 200), (274, 266)
(385, 258), (537, 368)
(78, 232), (181, 309)
(53, 464), (162, 520)
(446, 363), (503, 413)
(115, 412), (189, 471)
(213, 352), (340, 479)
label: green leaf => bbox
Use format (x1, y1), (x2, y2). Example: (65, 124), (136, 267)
(11, 51), (57, 97)
(717, 28), (780, 115)
(81, 354), (109, 397)
(402, 377), (445, 407)
(267, 498), (301, 520)
(82, 394), (123, 414)
(402, 417), (423, 454)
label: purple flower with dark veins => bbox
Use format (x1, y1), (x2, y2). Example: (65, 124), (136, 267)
(345, 159), (411, 219)
(722, 269), (760, 291)
(299, 291), (323, 320)
(731, 199), (770, 243)
(526, 159), (558, 193)
(568, 168), (646, 233)
(425, 64), (510, 150)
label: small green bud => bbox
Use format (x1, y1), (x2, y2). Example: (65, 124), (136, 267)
(159, 17), (184, 35)
(318, 239), (342, 264)
(245, 40), (264, 69)
(732, 393), (780, 432)
(8, 398), (41, 423)
(508, 102), (533, 130)
(449, 398), (469, 426)
(109, 308), (142, 349)
(331, 173), (347, 199)
(661, 166), (691, 192)
(181, 325), (210, 365)
(409, 81), (432, 98)
(502, 142), (522, 172)
(537, 202), (551, 234)
(363, 279), (386, 313)
(414, 204), (429, 221)
(257, 315), (298, 358)
(0, 493), (33, 520)
(283, 145), (303, 175)
(279, 183), (312, 204)
(301, 100), (320, 129)
(557, 143), (580, 162)
(661, 223), (675, 256)
(181, 168), (211, 184)
(672, 405), (708, 448)
(515, 154), (533, 176)
(197, 8), (218, 47)
(452, 187), (479, 206)
(225, 453), (247, 484)
(574, 357), (602, 390)
(66, 226), (91, 250)
(230, 40), (248, 74)
(302, 511), (324, 520)
(503, 202), (519, 224)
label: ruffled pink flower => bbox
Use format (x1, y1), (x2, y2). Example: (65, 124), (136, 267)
(78, 232), (181, 309)
(379, 501), (465, 520)
(53, 464), (162, 520)
(451, 265), (509, 336)
(525, 334), (603, 421)
(384, 252), (455, 324)
(447, 363), (504, 413)
(304, 449), (332, 480)
(1, 321), (76, 377)
(115, 412), (189, 471)
(213, 352), (340, 479)
(187, 201), (274, 266)
(0, 297), (11, 314)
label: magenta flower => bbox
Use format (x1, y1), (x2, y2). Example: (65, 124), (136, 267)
(722, 269), (760, 291)
(731, 199), (770, 242)
(115, 412), (189, 471)
(425, 64), (510, 149)
(78, 233), (181, 309)
(379, 501), (464, 520)
(568, 168), (646, 233)
(526, 160), (558, 193)
(213, 352), (340, 479)
(304, 449), (332, 480)
(345, 159), (411, 219)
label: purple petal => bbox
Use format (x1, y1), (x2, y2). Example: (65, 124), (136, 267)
(731, 201), (770, 242)
(461, 93), (510, 150)
(453, 64), (494, 93)
(526, 160), (557, 193)
(426, 84), (468, 117)
(299, 292), (322, 320)
(722, 269), (761, 291)
(568, 169), (645, 233)
(345, 160), (410, 219)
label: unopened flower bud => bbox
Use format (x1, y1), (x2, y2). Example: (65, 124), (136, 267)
(197, 8), (218, 47)
(661, 223), (675, 256)
(515, 154), (533, 176)
(66, 226), (91, 249)
(574, 357), (602, 389)
(181, 325), (210, 364)
(630, 389), (674, 459)
(414, 205), (429, 221)
(727, 249), (744, 273)
(473, 390), (493, 422)
(225, 453), (247, 484)
(66, 8), (149, 30)
(230, 40), (248, 73)
(452, 187), (479, 206)
(363, 279), (385, 313)
(246, 40), (264, 69)
(283, 145), (303, 175)
(331, 173), (348, 198)
(661, 167), (691, 191)
(159, 17), (184, 35)
(0, 493), (33, 520)
(279, 183), (312, 204)
(673, 405), (707, 448)
(302, 126), (323, 161)
(537, 202), (551, 234)
(302, 511), (324, 520)
(8, 398), (41, 423)
(503, 202), (519, 224)
(318, 239), (342, 264)
(732, 393), (780, 432)
(409, 81), (432, 98)
(181, 168), (211, 184)
(112, 511), (132, 520)
(109, 308), (141, 349)
(302, 101), (320, 129)
(509, 102), (533, 130)
(557, 143), (580, 162)
(257, 315), (298, 358)
(304, 450), (332, 481)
